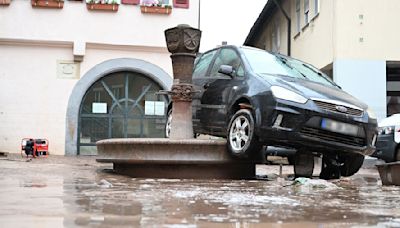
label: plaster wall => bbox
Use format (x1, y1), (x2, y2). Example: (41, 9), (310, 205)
(335, 0), (400, 60)
(0, 0), (199, 48)
(0, 44), (172, 155)
(291, 0), (334, 69)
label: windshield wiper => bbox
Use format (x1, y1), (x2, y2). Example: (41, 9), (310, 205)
(302, 63), (336, 86)
(277, 57), (308, 79)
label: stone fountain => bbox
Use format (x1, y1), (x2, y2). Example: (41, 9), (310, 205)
(96, 25), (257, 179)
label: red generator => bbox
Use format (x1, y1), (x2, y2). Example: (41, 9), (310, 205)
(21, 138), (49, 158)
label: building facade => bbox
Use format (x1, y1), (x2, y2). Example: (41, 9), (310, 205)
(0, 0), (198, 155)
(245, 0), (400, 121)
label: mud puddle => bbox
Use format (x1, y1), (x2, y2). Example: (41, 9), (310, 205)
(0, 155), (399, 227)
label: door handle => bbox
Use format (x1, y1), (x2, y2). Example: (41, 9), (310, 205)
(203, 83), (210, 89)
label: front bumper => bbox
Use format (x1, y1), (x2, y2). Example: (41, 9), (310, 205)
(256, 99), (377, 156)
(371, 134), (398, 162)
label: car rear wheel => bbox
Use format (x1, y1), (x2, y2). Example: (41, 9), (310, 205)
(227, 109), (262, 158)
(339, 154), (364, 177)
(165, 109), (172, 138)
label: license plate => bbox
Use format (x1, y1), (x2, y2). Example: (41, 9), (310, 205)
(321, 119), (359, 136)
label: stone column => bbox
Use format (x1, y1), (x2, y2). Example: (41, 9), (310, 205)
(164, 24), (201, 139)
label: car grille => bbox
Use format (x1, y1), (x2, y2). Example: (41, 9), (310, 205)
(313, 100), (363, 117)
(300, 127), (366, 147)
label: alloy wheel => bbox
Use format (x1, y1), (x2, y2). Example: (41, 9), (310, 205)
(165, 111), (172, 138)
(229, 115), (250, 151)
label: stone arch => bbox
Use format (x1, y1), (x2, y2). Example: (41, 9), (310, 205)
(65, 58), (172, 155)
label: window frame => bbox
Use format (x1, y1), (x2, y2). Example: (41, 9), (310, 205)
(304, 0), (310, 25)
(295, 0), (301, 34)
(173, 0), (189, 8)
(209, 47), (244, 78)
(314, 0), (320, 16)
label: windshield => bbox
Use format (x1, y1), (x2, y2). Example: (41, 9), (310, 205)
(242, 48), (336, 87)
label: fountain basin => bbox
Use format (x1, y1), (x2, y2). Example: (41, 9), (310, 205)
(96, 138), (258, 179)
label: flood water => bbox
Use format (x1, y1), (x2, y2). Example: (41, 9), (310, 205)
(0, 154), (400, 227)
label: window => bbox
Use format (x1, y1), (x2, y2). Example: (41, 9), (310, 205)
(173, 0), (189, 8)
(296, 0), (301, 33)
(210, 48), (242, 77)
(304, 0), (310, 25)
(79, 72), (168, 155)
(271, 20), (280, 53)
(314, 0), (320, 15)
(193, 50), (217, 77)
(242, 48), (336, 87)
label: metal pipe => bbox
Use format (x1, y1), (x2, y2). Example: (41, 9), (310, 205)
(198, 0), (201, 30)
(272, 0), (291, 56)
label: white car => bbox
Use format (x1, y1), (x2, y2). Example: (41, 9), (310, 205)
(372, 114), (400, 162)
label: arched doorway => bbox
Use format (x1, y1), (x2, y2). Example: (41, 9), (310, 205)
(78, 71), (168, 155)
(65, 58), (173, 156)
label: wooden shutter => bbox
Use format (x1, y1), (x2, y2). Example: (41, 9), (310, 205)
(173, 0), (189, 9)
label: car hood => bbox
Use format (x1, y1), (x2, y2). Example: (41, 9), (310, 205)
(379, 114), (400, 127)
(258, 74), (368, 109)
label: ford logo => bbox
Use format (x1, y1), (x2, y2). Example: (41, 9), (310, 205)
(336, 105), (348, 113)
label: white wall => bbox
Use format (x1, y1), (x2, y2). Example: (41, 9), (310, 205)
(0, 0), (199, 48)
(0, 43), (172, 155)
(0, 0), (199, 155)
(333, 59), (387, 120)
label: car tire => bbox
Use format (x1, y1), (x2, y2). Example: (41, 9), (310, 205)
(227, 109), (262, 158)
(293, 151), (314, 178)
(287, 155), (295, 165)
(320, 155), (341, 180)
(339, 153), (364, 177)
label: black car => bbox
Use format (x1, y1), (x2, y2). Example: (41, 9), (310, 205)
(372, 114), (400, 162)
(167, 45), (378, 179)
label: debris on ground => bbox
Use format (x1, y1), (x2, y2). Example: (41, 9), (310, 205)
(98, 179), (113, 188)
(292, 177), (341, 190)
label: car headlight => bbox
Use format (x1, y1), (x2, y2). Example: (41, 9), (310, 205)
(378, 126), (394, 135)
(366, 107), (377, 119)
(270, 86), (308, 104)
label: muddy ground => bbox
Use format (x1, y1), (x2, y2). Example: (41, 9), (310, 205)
(0, 154), (399, 227)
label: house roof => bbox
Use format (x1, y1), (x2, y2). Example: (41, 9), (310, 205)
(244, 0), (278, 46)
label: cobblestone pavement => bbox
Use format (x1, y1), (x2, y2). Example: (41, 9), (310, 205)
(0, 154), (399, 227)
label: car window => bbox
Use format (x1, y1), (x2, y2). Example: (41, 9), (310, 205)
(209, 48), (242, 77)
(242, 48), (336, 87)
(193, 50), (217, 78)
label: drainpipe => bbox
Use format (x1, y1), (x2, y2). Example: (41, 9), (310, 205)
(272, 0), (291, 56)
(198, 0), (201, 30)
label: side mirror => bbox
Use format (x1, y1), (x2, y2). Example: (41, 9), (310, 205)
(218, 65), (234, 77)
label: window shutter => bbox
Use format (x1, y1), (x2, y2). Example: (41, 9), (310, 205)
(173, 0), (189, 9)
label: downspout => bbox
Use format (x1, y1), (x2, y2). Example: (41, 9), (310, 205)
(272, 0), (291, 56)
(198, 0), (201, 30)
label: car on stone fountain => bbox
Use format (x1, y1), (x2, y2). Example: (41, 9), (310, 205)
(166, 45), (378, 179)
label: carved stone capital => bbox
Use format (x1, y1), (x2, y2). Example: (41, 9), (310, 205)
(165, 24), (201, 54)
(170, 84), (195, 102)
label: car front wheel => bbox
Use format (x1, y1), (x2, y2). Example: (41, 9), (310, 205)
(339, 153), (364, 177)
(227, 109), (262, 158)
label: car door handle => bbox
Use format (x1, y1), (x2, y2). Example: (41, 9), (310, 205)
(203, 83), (210, 89)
